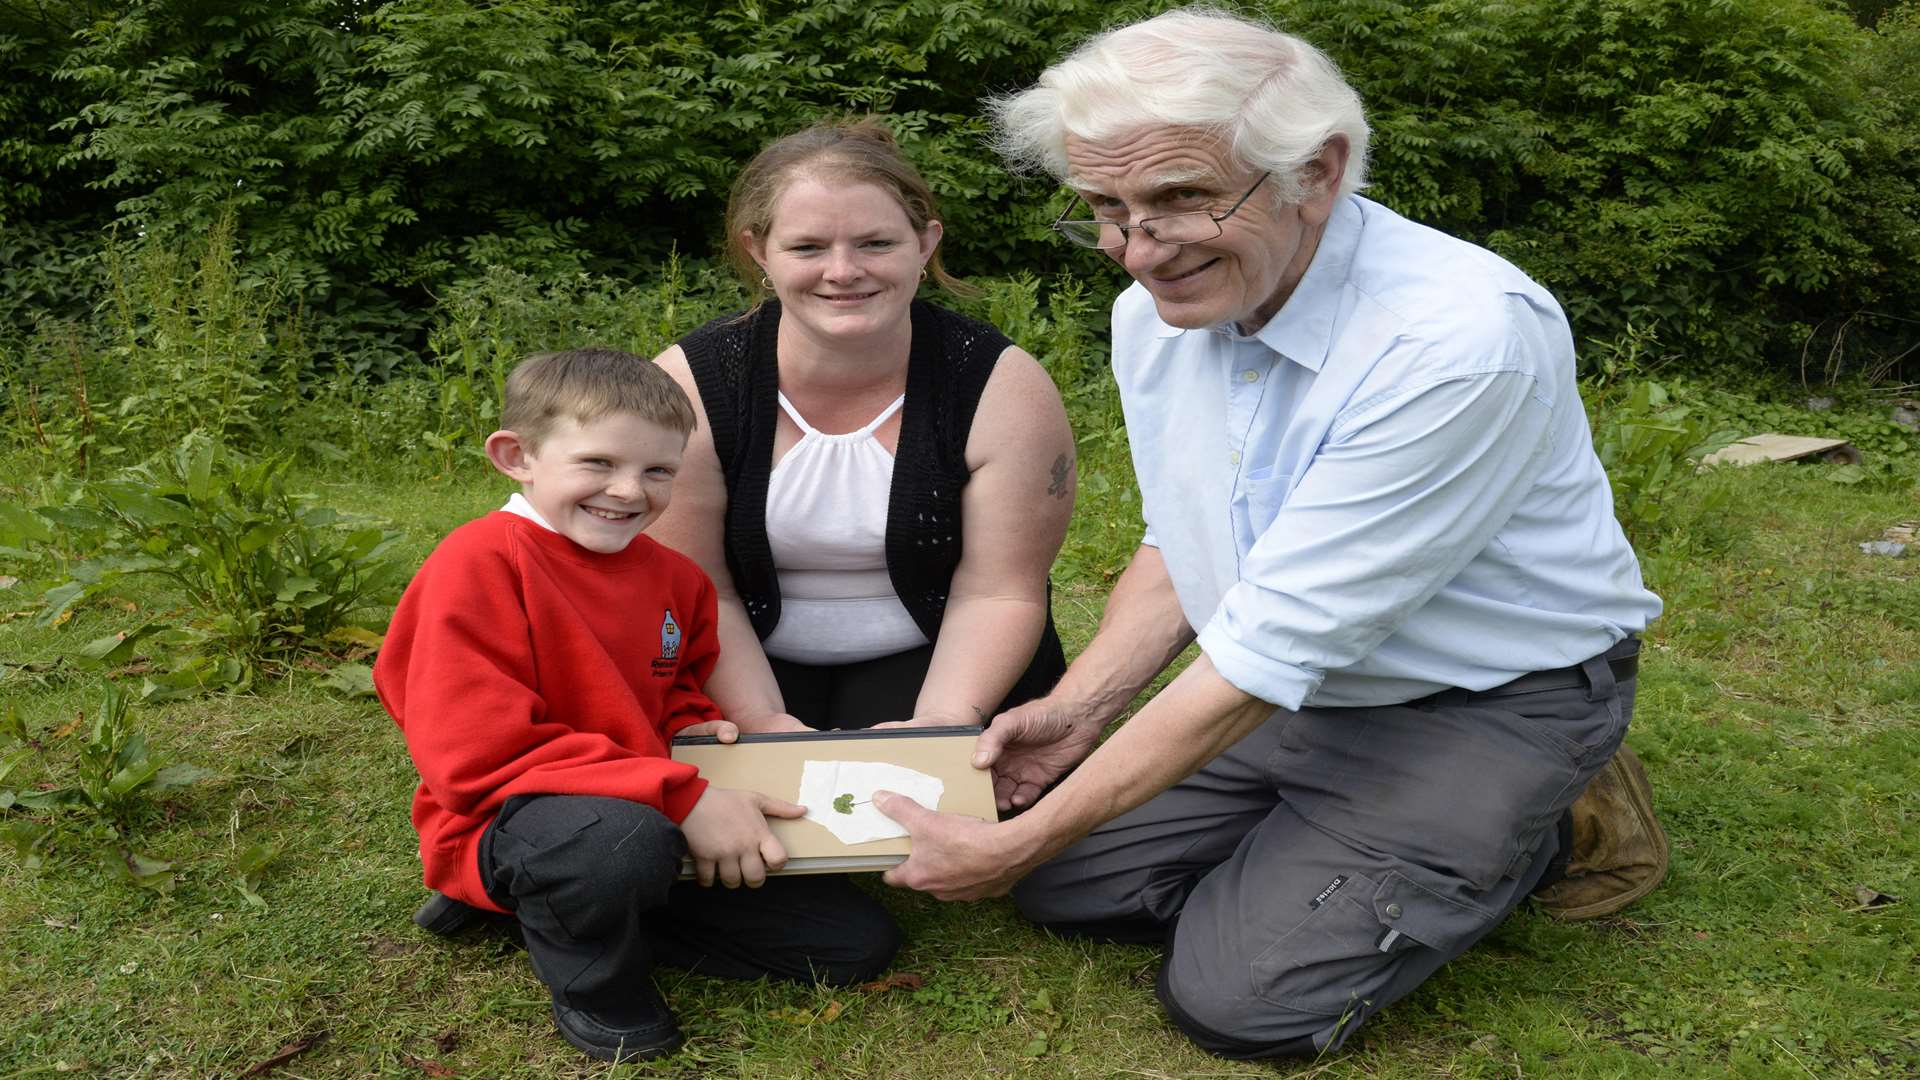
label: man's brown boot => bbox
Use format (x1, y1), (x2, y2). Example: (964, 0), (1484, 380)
(1533, 744), (1669, 919)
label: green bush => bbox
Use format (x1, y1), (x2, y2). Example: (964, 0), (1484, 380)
(1589, 380), (1739, 546)
(1, 216), (303, 470)
(0, 7), (106, 229)
(421, 255), (744, 457)
(1691, 380), (1920, 488)
(12, 436), (408, 691)
(42, 0), (1102, 299)
(4, 0), (1917, 382)
(1276, 0), (1920, 374)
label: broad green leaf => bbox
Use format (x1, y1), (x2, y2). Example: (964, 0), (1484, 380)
(36, 581), (92, 627)
(235, 842), (281, 876)
(125, 850), (172, 880)
(36, 506), (112, 534)
(138, 676), (205, 704)
(324, 626), (384, 649)
(140, 656), (246, 701)
(13, 787), (83, 810)
(0, 503), (55, 546)
(185, 438), (217, 501)
(237, 522), (288, 554)
(95, 553), (164, 575)
(321, 663), (377, 698)
(1, 822), (50, 869)
(96, 484), (197, 527)
(300, 507), (344, 527)
(106, 756), (163, 797)
(112, 731), (150, 773)
(102, 848), (175, 893)
(74, 622), (171, 669)
(340, 527), (385, 557)
(234, 842), (281, 908)
(93, 682), (132, 735)
(275, 576), (320, 602)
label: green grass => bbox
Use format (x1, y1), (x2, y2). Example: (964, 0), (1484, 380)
(3, 439), (1917, 1078)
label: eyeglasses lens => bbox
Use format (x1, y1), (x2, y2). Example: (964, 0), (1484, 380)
(1058, 221), (1123, 249)
(1057, 212), (1224, 250)
(1142, 213), (1220, 245)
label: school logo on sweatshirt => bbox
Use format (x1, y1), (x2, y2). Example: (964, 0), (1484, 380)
(660, 609), (682, 659)
(652, 609), (682, 677)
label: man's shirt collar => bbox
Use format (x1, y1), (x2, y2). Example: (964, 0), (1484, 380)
(1246, 195), (1362, 372)
(1148, 195), (1365, 373)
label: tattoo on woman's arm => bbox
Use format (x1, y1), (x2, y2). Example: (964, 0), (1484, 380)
(1048, 453), (1073, 500)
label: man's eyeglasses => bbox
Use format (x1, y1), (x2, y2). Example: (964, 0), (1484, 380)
(1052, 173), (1271, 250)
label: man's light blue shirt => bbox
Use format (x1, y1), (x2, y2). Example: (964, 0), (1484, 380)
(1116, 194), (1662, 710)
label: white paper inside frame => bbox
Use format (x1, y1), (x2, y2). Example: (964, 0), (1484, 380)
(796, 760), (945, 845)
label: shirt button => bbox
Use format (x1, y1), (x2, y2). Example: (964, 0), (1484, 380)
(1240, 369), (1259, 382)
(1384, 902), (1403, 919)
(1229, 450), (1242, 466)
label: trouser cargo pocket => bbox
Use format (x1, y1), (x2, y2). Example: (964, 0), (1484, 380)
(1251, 869), (1494, 1015)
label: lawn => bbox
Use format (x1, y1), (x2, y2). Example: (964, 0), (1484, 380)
(2, 433), (1917, 1078)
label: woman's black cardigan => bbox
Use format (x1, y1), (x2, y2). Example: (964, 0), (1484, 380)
(678, 299), (1065, 710)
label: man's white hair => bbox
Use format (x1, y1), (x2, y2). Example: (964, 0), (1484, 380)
(990, 7), (1371, 205)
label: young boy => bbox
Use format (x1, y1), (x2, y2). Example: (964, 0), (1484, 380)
(374, 349), (900, 1062)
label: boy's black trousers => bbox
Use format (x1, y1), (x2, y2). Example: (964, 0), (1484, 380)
(478, 793), (900, 1021)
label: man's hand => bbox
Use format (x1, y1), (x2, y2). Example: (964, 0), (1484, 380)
(975, 697), (1102, 811)
(678, 786), (804, 888)
(875, 791), (1045, 900)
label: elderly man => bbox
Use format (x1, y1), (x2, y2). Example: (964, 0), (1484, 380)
(876, 7), (1668, 1059)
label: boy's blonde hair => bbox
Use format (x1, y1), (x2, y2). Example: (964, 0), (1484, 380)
(500, 348), (696, 450)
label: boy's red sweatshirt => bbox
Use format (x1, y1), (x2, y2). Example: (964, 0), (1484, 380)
(374, 512), (720, 911)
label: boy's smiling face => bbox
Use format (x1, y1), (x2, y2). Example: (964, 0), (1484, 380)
(485, 411), (685, 553)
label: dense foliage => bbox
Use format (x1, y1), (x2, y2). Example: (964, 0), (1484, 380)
(2, 0), (1917, 382)
(1306, 0), (1920, 375)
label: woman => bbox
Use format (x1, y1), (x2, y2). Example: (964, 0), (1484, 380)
(651, 120), (1073, 733)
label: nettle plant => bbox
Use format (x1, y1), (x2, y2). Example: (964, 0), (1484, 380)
(1590, 380), (1741, 547)
(11, 434), (407, 695)
(0, 686), (213, 891)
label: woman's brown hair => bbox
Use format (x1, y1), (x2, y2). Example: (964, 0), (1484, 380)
(724, 118), (972, 303)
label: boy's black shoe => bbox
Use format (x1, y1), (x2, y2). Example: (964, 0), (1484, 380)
(550, 996), (684, 1062)
(412, 892), (489, 935)
(411, 892), (525, 948)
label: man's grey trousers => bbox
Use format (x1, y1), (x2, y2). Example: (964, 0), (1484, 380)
(1013, 640), (1638, 1058)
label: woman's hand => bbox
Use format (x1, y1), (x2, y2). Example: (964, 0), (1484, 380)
(678, 786), (806, 888)
(730, 710), (812, 735)
(869, 709), (984, 731)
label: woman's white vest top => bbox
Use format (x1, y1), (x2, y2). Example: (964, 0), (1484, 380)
(759, 391), (931, 665)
